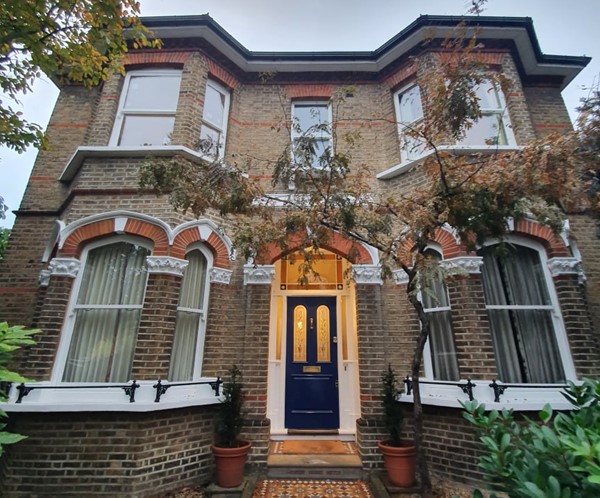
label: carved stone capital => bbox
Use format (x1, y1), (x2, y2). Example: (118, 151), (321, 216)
(146, 256), (188, 276)
(547, 257), (582, 277)
(39, 270), (51, 287)
(48, 258), (81, 279)
(353, 265), (383, 285)
(392, 269), (410, 285)
(210, 267), (233, 284)
(243, 265), (275, 285)
(441, 256), (484, 274)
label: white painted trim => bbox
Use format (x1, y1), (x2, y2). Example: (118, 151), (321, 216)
(352, 264), (383, 285)
(210, 267), (233, 284)
(146, 256), (188, 276)
(3, 380), (221, 412)
(60, 145), (213, 182)
(48, 257), (81, 279)
(41, 220), (64, 263)
(399, 379), (575, 412)
(57, 212), (233, 262)
(376, 145), (522, 180)
(441, 256), (484, 274)
(243, 264), (275, 285)
(547, 257), (582, 277)
(392, 269), (409, 285)
(39, 270), (51, 287)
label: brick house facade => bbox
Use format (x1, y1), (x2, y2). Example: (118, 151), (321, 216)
(1, 15), (599, 496)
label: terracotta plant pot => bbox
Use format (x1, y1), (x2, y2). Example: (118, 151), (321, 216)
(378, 439), (416, 487)
(211, 441), (251, 488)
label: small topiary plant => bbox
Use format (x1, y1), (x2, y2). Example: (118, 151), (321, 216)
(381, 363), (404, 447)
(214, 365), (245, 448)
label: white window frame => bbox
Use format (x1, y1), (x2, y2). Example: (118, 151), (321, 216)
(458, 79), (516, 148)
(109, 69), (182, 147)
(51, 235), (152, 383)
(394, 83), (426, 162)
(478, 235), (576, 384)
(291, 101), (333, 170)
(170, 243), (213, 381)
(200, 78), (231, 160)
(420, 246), (459, 382)
(392, 79), (516, 166)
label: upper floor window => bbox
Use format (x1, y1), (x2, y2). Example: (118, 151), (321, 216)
(169, 247), (211, 381)
(60, 239), (150, 383)
(395, 84), (426, 161)
(459, 80), (512, 146)
(422, 249), (460, 381)
(200, 79), (230, 159)
(394, 79), (514, 162)
(478, 242), (567, 384)
(110, 70), (182, 146)
(292, 102), (332, 169)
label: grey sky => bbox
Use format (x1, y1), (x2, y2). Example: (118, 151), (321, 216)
(1, 0), (598, 228)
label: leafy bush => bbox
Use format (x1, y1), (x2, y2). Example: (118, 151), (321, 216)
(0, 322), (40, 455)
(462, 379), (600, 498)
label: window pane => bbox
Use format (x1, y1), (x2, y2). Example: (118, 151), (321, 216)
(480, 244), (564, 383)
(460, 114), (507, 146)
(294, 104), (329, 137)
(398, 86), (423, 123)
(429, 311), (459, 381)
(200, 124), (222, 156)
(119, 115), (175, 146)
(475, 81), (501, 109)
(293, 137), (328, 169)
(124, 74), (181, 111)
(169, 250), (208, 381)
(65, 243), (148, 382)
(203, 84), (226, 129)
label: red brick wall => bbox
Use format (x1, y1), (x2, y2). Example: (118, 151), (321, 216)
(2, 408), (216, 497)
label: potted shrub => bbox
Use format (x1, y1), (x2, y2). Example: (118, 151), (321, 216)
(377, 364), (416, 487)
(211, 365), (251, 488)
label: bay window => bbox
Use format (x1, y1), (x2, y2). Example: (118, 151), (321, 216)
(110, 70), (182, 146)
(62, 240), (150, 382)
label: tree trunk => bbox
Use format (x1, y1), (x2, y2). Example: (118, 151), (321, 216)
(407, 283), (433, 497)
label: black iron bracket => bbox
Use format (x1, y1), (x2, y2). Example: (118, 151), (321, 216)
(122, 380), (140, 403)
(489, 379), (507, 402)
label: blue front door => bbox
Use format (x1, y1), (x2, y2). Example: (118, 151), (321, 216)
(285, 296), (339, 430)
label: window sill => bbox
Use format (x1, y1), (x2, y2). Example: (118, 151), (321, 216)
(377, 145), (522, 181)
(399, 378), (574, 411)
(60, 145), (210, 182)
(2, 379), (222, 413)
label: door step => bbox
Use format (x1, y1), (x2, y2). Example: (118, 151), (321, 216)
(288, 429), (339, 436)
(266, 439), (363, 480)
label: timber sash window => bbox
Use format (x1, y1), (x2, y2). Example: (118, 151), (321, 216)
(200, 79), (230, 159)
(479, 243), (565, 383)
(292, 102), (332, 169)
(63, 241), (149, 382)
(458, 80), (511, 146)
(110, 70), (182, 146)
(422, 249), (460, 381)
(395, 84), (426, 161)
(169, 248), (210, 381)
